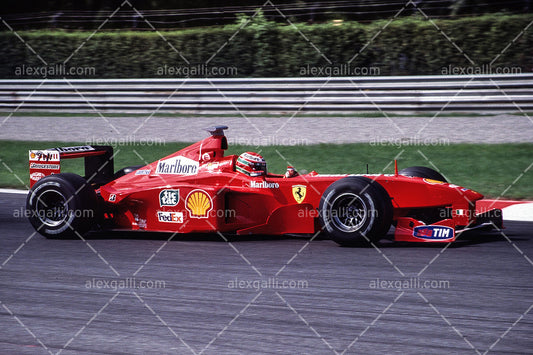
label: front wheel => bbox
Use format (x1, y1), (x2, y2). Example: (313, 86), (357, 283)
(26, 173), (97, 238)
(318, 176), (393, 246)
(398, 166), (447, 182)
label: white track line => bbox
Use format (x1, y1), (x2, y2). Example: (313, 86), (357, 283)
(0, 188), (28, 195)
(503, 203), (533, 222)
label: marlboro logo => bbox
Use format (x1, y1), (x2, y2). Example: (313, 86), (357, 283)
(156, 156), (199, 175)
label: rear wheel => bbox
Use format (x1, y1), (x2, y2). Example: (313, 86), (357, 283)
(399, 166), (447, 182)
(318, 176), (393, 246)
(26, 173), (96, 238)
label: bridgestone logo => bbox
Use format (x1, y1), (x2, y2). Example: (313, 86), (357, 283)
(250, 181), (280, 189)
(155, 156), (199, 175)
(29, 163), (60, 169)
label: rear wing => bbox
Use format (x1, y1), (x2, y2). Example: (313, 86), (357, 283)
(29, 145), (114, 188)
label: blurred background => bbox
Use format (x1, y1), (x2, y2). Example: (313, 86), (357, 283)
(2, 0), (532, 28)
(1, 0), (532, 77)
(1, 0), (532, 196)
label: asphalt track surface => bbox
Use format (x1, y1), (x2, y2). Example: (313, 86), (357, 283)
(1, 192), (532, 354)
(2, 114), (533, 144)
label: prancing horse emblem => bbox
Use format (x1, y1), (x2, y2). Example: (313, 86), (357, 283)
(292, 185), (306, 204)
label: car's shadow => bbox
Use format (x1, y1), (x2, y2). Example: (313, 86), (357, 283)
(75, 227), (522, 248)
(82, 230), (294, 243)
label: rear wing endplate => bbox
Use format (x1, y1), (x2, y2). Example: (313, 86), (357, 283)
(29, 145), (114, 188)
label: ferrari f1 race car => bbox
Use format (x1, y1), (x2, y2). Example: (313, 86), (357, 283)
(26, 126), (502, 245)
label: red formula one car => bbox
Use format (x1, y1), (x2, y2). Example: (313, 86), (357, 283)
(26, 126), (502, 245)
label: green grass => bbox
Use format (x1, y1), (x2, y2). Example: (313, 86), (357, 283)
(1, 140), (532, 199)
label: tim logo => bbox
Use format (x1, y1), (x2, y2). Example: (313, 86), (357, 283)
(413, 226), (454, 241)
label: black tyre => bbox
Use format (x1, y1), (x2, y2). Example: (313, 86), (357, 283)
(26, 173), (97, 238)
(114, 165), (145, 180)
(318, 176), (393, 245)
(398, 166), (447, 182)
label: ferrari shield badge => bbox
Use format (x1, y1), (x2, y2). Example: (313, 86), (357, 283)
(292, 185), (306, 204)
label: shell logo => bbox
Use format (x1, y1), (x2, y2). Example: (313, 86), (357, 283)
(423, 178), (446, 185)
(185, 189), (213, 218)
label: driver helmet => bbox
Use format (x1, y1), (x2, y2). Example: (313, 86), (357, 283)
(236, 152), (267, 176)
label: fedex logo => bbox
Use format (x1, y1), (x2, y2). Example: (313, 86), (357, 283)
(413, 226), (454, 241)
(157, 211), (184, 223)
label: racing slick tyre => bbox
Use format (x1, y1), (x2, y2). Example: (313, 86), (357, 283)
(114, 165), (145, 179)
(398, 166), (447, 182)
(318, 176), (393, 246)
(26, 173), (97, 239)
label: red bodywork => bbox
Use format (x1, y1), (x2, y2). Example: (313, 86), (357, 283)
(29, 128), (500, 243)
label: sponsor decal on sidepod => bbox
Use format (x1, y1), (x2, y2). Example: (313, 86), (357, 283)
(157, 211), (184, 223)
(159, 190), (179, 207)
(135, 169), (151, 175)
(156, 156), (199, 175)
(250, 181), (279, 189)
(185, 190), (212, 218)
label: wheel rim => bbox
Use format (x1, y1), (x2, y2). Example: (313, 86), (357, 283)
(329, 193), (368, 233)
(35, 190), (69, 228)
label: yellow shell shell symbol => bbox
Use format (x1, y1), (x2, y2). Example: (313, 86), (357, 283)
(186, 190), (212, 218)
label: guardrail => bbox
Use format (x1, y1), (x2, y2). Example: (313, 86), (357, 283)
(1, 74), (532, 112)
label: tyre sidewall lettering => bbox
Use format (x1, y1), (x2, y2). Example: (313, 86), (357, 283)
(28, 181), (61, 206)
(32, 183), (76, 234)
(319, 177), (392, 244)
(26, 173), (96, 238)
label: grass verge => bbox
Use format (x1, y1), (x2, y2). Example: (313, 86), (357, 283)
(1, 140), (531, 199)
